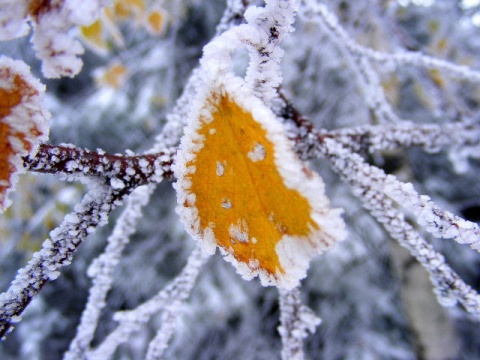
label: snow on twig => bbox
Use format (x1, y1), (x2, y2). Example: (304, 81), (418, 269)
(320, 138), (480, 318)
(24, 143), (175, 186)
(243, 0), (299, 104)
(281, 91), (480, 159)
(0, 180), (125, 339)
(323, 121), (480, 154)
(383, 176), (480, 251)
(305, 125), (480, 253)
(65, 185), (155, 360)
(201, 0), (299, 105)
(299, 1), (402, 124)
(278, 287), (321, 360)
(89, 246), (208, 360)
(307, 129), (480, 251)
(302, 1), (480, 83)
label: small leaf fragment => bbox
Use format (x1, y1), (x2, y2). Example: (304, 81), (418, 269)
(80, 19), (108, 55)
(144, 10), (165, 35)
(0, 57), (50, 212)
(175, 78), (346, 289)
(94, 62), (128, 89)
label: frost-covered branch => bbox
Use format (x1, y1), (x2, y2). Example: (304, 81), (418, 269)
(302, 1), (480, 84)
(89, 246), (208, 360)
(0, 181), (126, 339)
(24, 144), (175, 186)
(290, 114), (480, 256)
(281, 93), (480, 157)
(300, 1), (402, 124)
(322, 121), (480, 154)
(280, 93), (480, 316)
(383, 176), (480, 251)
(278, 287), (321, 360)
(320, 139), (480, 318)
(243, 0), (299, 104)
(215, 0), (250, 34)
(65, 185), (155, 360)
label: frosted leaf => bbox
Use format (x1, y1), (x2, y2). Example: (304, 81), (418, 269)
(0, 57), (50, 212)
(174, 74), (346, 289)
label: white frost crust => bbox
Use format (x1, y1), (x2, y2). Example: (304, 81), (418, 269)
(0, 1), (30, 40)
(1, 0), (111, 78)
(0, 56), (50, 212)
(174, 71), (346, 290)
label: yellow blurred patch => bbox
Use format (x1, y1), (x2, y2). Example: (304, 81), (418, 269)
(429, 68), (445, 88)
(113, 0), (145, 18)
(80, 20), (108, 55)
(95, 63), (128, 89)
(144, 10), (165, 34)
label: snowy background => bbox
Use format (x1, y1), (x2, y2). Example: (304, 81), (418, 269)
(1, 0), (480, 359)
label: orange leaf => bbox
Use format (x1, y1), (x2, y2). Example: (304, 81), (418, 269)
(175, 79), (345, 289)
(95, 62), (128, 89)
(80, 19), (109, 55)
(0, 57), (50, 212)
(144, 10), (165, 35)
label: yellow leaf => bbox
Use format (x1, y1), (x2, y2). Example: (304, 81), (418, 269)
(175, 79), (345, 289)
(429, 68), (445, 88)
(113, 0), (145, 18)
(0, 57), (50, 212)
(113, 1), (132, 19)
(95, 62), (128, 89)
(144, 10), (165, 35)
(80, 19), (108, 55)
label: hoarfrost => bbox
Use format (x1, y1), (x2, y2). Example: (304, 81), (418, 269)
(216, 161), (225, 176)
(247, 142), (266, 162)
(109, 178), (125, 190)
(229, 219), (249, 243)
(221, 198), (232, 209)
(278, 287), (321, 360)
